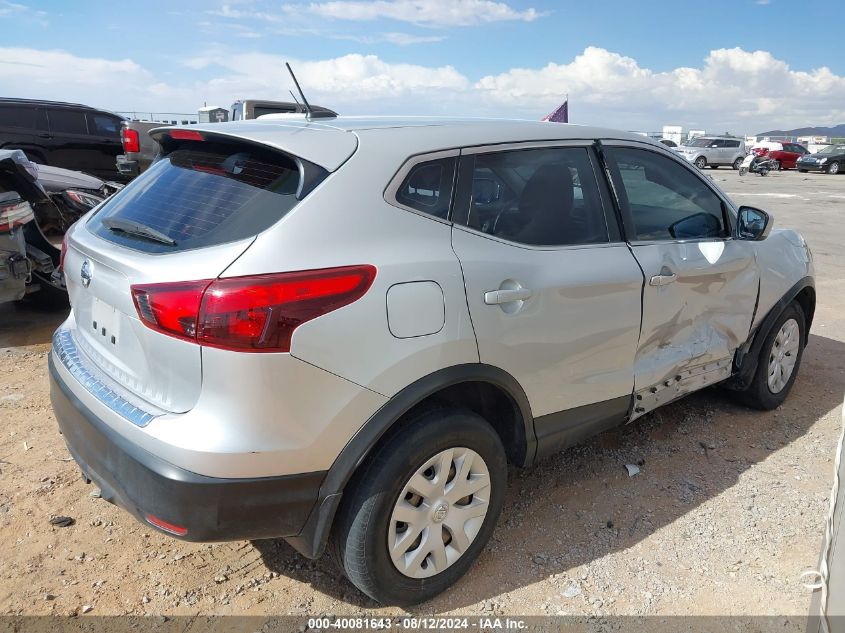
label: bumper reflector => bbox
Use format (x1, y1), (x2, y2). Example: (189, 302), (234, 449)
(145, 513), (188, 536)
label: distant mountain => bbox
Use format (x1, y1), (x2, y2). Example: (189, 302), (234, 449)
(756, 124), (845, 137)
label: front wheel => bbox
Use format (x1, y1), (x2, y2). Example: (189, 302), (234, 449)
(736, 302), (805, 410)
(694, 156), (707, 169)
(739, 166), (749, 176)
(828, 161), (840, 175)
(331, 408), (507, 605)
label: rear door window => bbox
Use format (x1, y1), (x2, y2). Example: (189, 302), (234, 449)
(454, 147), (610, 247)
(0, 105), (37, 129)
(48, 109), (88, 135)
(88, 140), (322, 253)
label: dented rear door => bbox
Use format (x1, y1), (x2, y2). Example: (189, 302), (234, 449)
(603, 143), (758, 417)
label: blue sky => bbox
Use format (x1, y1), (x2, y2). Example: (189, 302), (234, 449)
(1, 0), (843, 132)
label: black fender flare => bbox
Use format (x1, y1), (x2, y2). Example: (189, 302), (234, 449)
(726, 275), (815, 391)
(285, 363), (535, 559)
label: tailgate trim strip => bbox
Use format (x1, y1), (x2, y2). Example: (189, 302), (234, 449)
(53, 329), (157, 427)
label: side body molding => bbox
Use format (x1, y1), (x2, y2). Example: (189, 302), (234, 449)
(286, 363), (535, 558)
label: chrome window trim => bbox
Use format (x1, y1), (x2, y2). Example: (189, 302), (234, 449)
(53, 328), (160, 428)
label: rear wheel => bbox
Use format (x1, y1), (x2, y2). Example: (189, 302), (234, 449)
(331, 408), (507, 606)
(694, 156), (707, 169)
(736, 302), (805, 410)
(828, 161), (840, 175)
(732, 157), (743, 170)
(772, 160), (781, 171)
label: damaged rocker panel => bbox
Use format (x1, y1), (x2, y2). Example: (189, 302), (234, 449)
(630, 356), (733, 421)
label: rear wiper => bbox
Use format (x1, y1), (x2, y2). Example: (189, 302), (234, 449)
(102, 217), (176, 246)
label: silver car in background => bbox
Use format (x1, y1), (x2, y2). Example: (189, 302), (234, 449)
(50, 116), (814, 605)
(676, 135), (747, 170)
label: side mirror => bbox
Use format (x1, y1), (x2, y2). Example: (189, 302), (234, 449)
(737, 206), (773, 241)
(669, 212), (723, 239)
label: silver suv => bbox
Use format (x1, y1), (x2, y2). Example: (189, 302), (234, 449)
(676, 136), (747, 170)
(50, 117), (815, 605)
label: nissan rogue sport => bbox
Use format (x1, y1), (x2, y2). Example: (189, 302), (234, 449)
(50, 116), (815, 606)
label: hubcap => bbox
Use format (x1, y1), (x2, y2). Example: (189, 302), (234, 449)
(767, 318), (800, 393)
(388, 447), (491, 579)
(831, 162), (840, 175)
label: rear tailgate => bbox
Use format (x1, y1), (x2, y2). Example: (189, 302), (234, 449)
(61, 125), (356, 415)
(63, 228), (251, 413)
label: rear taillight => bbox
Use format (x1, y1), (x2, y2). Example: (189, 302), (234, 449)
(131, 265), (376, 352)
(121, 128), (140, 153)
(0, 198), (34, 233)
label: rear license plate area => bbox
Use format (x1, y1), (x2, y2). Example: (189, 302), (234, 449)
(90, 297), (121, 346)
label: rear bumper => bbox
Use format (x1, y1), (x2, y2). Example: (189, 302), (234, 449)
(49, 355), (325, 543)
(115, 155), (140, 178)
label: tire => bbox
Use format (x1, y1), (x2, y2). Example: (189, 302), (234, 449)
(759, 168), (769, 176)
(772, 160), (781, 171)
(736, 302), (805, 411)
(739, 166), (749, 176)
(732, 157), (743, 170)
(331, 408), (507, 606)
(694, 156), (707, 169)
(828, 161), (840, 175)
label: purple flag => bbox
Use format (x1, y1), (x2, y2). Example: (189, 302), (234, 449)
(542, 100), (568, 123)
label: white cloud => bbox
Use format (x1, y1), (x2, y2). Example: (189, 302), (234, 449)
(0, 0), (47, 24)
(382, 31), (446, 44)
(285, 0), (542, 26)
(475, 46), (845, 131)
(1, 45), (843, 133)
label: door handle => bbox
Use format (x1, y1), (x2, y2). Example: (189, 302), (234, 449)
(649, 273), (677, 287)
(484, 288), (533, 305)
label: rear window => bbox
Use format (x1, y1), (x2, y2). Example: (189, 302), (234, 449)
(88, 140), (320, 253)
(87, 113), (121, 136)
(0, 105), (36, 129)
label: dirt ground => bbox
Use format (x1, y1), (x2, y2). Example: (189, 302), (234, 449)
(1, 169), (844, 619)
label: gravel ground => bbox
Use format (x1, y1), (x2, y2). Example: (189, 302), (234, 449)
(0, 168), (843, 619)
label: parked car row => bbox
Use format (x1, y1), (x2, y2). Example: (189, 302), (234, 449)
(671, 134), (842, 175)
